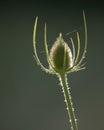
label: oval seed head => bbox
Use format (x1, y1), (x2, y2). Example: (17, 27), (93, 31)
(50, 33), (73, 73)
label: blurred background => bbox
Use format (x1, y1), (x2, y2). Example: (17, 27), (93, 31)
(0, 0), (104, 130)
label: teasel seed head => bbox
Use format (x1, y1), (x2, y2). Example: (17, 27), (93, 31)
(49, 33), (73, 73)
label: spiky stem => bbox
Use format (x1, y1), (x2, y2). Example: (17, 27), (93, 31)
(59, 74), (78, 130)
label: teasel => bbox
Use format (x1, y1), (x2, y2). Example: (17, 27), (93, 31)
(33, 11), (87, 130)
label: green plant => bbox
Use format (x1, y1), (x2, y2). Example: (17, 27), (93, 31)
(33, 11), (87, 130)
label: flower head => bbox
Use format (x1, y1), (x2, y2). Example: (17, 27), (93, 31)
(49, 33), (73, 73)
(33, 12), (87, 76)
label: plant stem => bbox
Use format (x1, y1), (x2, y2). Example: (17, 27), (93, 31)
(59, 74), (78, 130)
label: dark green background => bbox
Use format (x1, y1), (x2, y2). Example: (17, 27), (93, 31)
(0, 1), (104, 130)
